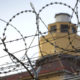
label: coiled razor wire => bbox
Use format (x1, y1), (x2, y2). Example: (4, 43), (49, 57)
(1, 1), (80, 79)
(1, 10), (37, 79)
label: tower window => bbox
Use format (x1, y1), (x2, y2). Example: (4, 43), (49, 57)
(61, 24), (69, 32)
(50, 25), (56, 32)
(72, 27), (76, 33)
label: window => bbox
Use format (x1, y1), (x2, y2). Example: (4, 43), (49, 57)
(61, 24), (69, 32)
(50, 25), (56, 32)
(72, 27), (76, 33)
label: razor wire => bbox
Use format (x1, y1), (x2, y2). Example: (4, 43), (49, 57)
(1, 10), (37, 79)
(0, 0), (80, 80)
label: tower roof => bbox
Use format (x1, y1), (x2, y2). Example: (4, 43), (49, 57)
(55, 13), (71, 22)
(55, 13), (71, 18)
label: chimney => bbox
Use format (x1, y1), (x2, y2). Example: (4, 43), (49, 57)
(55, 13), (71, 22)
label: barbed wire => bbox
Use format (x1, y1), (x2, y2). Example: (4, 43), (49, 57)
(38, 2), (78, 19)
(0, 30), (79, 60)
(0, 0), (80, 80)
(1, 10), (37, 79)
(0, 61), (35, 75)
(0, 56), (37, 76)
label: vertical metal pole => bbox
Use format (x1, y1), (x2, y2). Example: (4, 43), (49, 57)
(30, 2), (39, 80)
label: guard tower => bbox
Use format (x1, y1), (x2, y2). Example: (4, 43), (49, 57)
(39, 13), (80, 57)
(36, 13), (80, 80)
